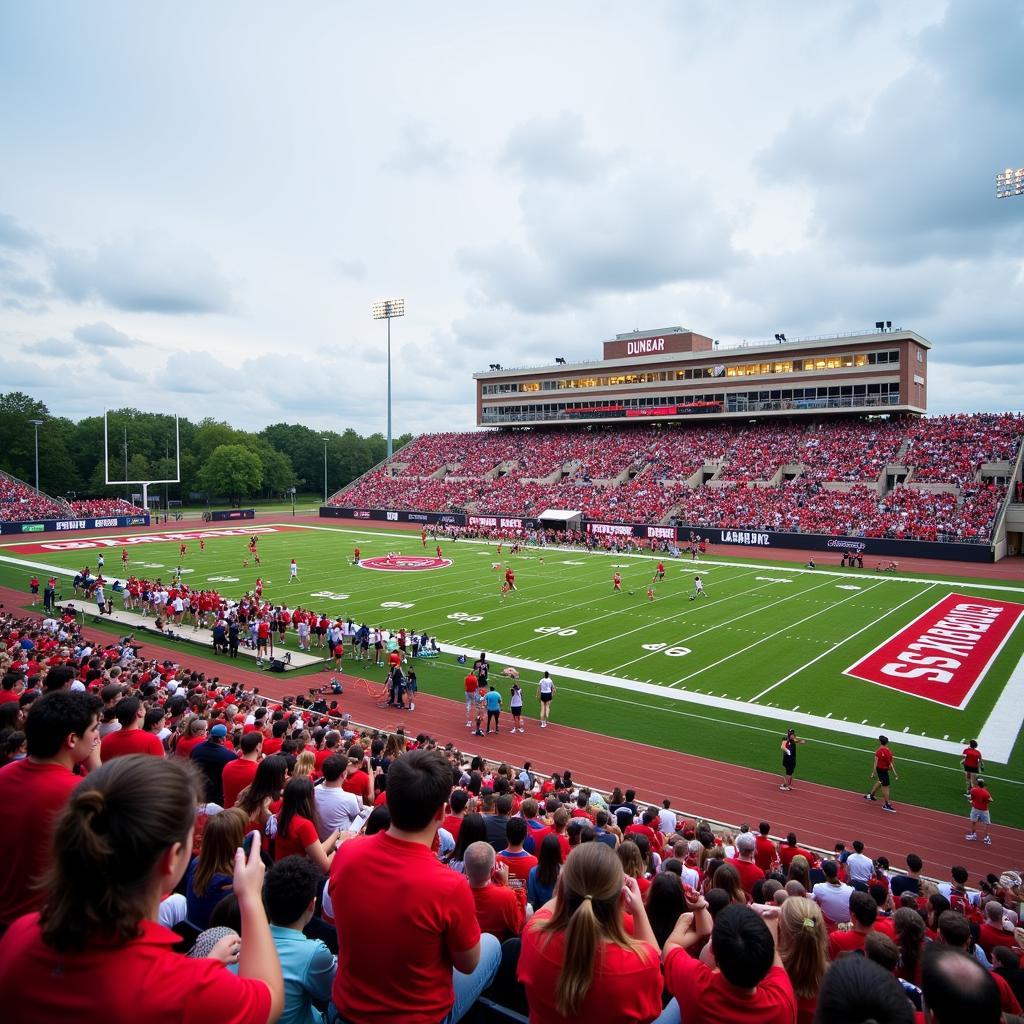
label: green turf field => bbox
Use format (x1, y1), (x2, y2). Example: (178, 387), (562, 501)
(1, 521), (1021, 824)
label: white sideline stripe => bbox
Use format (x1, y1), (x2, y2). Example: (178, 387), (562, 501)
(436, 638), (972, 759)
(3, 529), (1021, 762)
(749, 584), (938, 702)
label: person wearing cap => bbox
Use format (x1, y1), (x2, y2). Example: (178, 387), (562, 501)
(190, 722), (238, 807)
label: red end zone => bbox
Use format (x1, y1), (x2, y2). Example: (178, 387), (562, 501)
(845, 593), (1024, 708)
(3, 525), (302, 555)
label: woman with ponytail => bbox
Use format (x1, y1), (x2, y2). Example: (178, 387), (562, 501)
(777, 896), (828, 1024)
(0, 754), (283, 1024)
(517, 841), (666, 1023)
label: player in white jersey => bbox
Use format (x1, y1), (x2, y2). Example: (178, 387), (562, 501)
(690, 575), (708, 600)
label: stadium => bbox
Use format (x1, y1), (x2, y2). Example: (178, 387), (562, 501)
(3, 5), (1024, 1023)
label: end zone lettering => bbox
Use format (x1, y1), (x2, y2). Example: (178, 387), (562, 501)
(720, 530), (771, 546)
(845, 594), (1024, 708)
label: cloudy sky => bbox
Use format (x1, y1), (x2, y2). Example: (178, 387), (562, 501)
(1, 0), (1021, 436)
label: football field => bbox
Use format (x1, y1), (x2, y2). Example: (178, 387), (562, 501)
(2, 521), (1022, 823)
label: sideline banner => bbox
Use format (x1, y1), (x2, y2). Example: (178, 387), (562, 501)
(209, 509), (256, 521)
(0, 514), (150, 536)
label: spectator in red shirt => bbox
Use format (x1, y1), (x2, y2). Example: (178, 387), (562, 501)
(0, 690), (101, 933)
(754, 822), (778, 873)
(274, 778), (343, 873)
(442, 788), (470, 842)
(100, 697), (165, 761)
(729, 832), (766, 897)
(465, 841), (524, 943)
(0, 755), (284, 1023)
(221, 731), (262, 810)
(663, 901), (796, 1024)
(779, 833), (817, 870)
(518, 842), (663, 1023)
(827, 891), (879, 959)
(978, 900), (1017, 959)
(328, 749), (500, 1023)
(497, 817), (538, 896)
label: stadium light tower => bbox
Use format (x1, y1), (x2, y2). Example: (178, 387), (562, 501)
(27, 418), (43, 491)
(996, 167), (1024, 198)
(371, 298), (406, 459)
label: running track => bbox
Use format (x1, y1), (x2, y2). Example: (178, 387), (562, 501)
(5, 581), (1020, 886)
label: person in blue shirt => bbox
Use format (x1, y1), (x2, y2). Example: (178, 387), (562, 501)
(484, 685), (503, 734)
(238, 855), (336, 1024)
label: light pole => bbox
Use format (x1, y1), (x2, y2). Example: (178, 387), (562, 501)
(27, 419), (43, 491)
(323, 437), (329, 504)
(371, 298), (406, 458)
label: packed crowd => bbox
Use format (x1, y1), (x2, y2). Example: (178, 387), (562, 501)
(1, 605), (1023, 1023)
(0, 471), (68, 522)
(333, 414), (1022, 543)
(67, 497), (147, 517)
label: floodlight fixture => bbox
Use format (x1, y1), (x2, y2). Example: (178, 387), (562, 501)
(554, 356), (567, 365)
(778, 333), (786, 342)
(27, 419), (43, 492)
(371, 298), (406, 459)
(996, 167), (1024, 199)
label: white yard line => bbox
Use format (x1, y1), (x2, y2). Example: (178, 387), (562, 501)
(748, 584), (938, 702)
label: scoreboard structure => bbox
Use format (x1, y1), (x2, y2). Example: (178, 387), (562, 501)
(473, 325), (930, 427)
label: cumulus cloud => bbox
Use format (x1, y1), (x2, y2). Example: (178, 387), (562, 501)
(96, 355), (148, 383)
(459, 168), (740, 313)
(0, 213), (40, 251)
(74, 322), (144, 350)
(756, 1), (1024, 263)
(500, 112), (615, 183)
(51, 232), (234, 314)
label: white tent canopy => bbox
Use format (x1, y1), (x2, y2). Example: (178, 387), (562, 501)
(537, 508), (583, 530)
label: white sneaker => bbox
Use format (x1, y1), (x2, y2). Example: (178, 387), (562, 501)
(983, 836), (992, 845)
(466, 721), (471, 728)
(519, 727), (525, 733)
(965, 832), (977, 841)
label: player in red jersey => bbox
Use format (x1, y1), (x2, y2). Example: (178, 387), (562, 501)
(199, 537), (205, 552)
(961, 740), (983, 793)
(179, 543), (187, 558)
(255, 577), (264, 600)
(421, 528), (427, 548)
(353, 546), (361, 565)
(647, 586), (655, 601)
(504, 567), (516, 592)
(121, 547), (129, 567)
(613, 571), (621, 592)
(652, 561), (666, 583)
(436, 544), (443, 559)
(865, 735), (898, 813)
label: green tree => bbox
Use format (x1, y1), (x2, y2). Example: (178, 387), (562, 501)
(197, 444), (263, 506)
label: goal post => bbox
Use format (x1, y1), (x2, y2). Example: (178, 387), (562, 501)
(103, 411), (181, 512)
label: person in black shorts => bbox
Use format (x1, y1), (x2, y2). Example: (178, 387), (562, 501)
(779, 727), (806, 791)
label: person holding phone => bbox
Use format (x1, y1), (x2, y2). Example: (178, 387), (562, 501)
(0, 755), (283, 1023)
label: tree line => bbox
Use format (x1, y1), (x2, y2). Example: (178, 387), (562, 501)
(0, 392), (413, 506)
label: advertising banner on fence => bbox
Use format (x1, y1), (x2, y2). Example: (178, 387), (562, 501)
(844, 594), (1024, 707)
(209, 509), (256, 522)
(0, 514), (151, 537)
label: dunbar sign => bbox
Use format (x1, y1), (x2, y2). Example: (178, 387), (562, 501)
(844, 594), (1024, 707)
